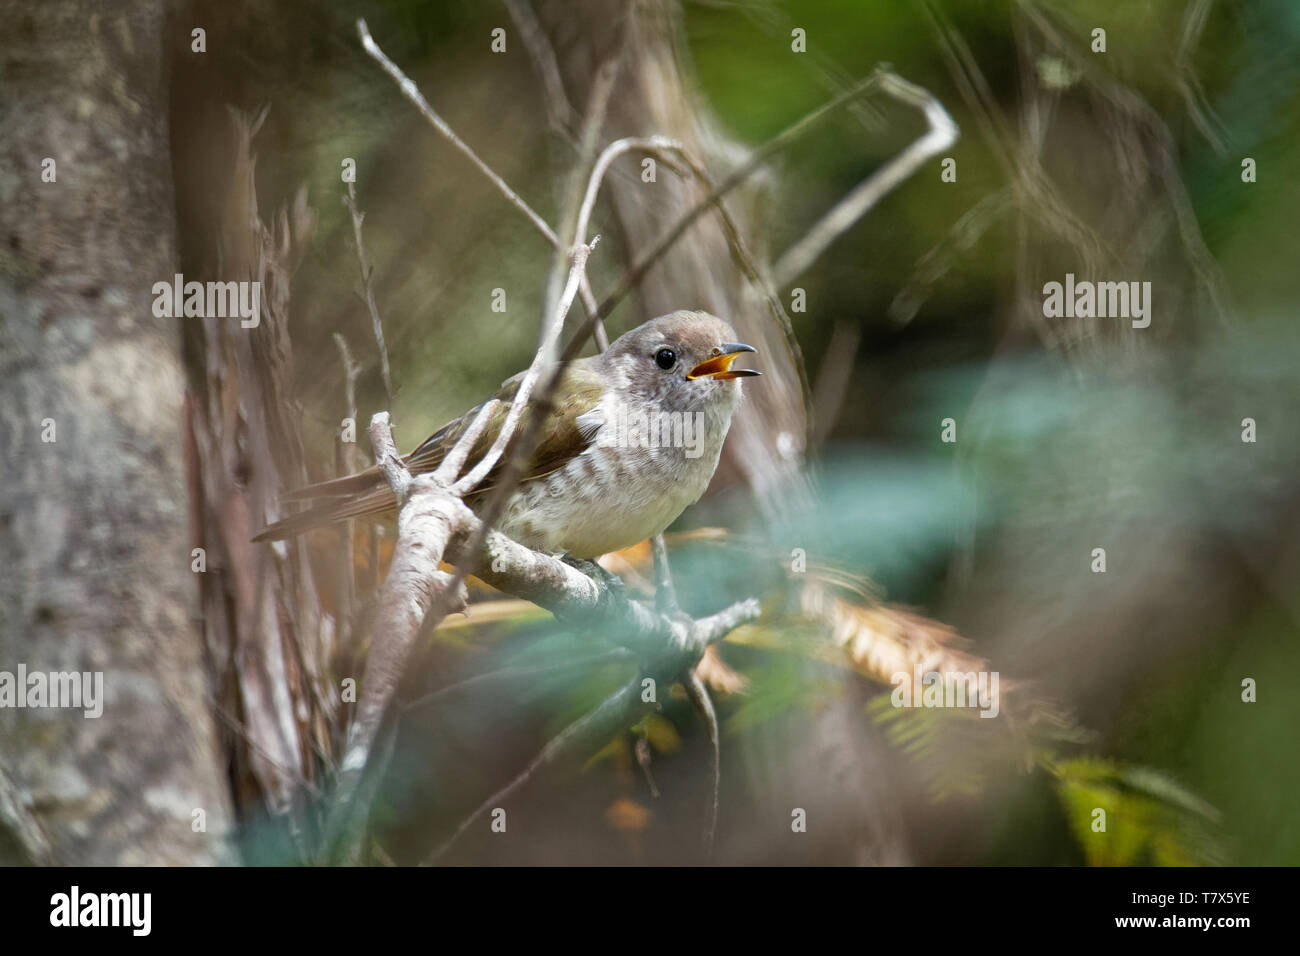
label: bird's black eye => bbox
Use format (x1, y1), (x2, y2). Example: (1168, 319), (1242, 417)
(654, 347), (677, 370)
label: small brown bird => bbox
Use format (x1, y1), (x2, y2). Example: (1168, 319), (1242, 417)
(254, 311), (759, 558)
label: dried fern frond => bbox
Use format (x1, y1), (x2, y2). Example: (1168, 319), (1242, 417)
(800, 578), (983, 688)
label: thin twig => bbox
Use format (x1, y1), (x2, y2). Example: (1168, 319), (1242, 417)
(888, 189), (1012, 326)
(919, 0), (1112, 281)
(343, 182), (395, 407)
(434, 398), (501, 485)
(582, 68), (891, 333)
(403, 649), (635, 713)
(212, 700), (322, 798)
(333, 333), (363, 648)
(1175, 0), (1228, 154)
(634, 734), (660, 799)
(651, 534), (679, 615)
(421, 593), (759, 864)
(570, 134), (686, 632)
(423, 678), (645, 864)
(437, 119), (632, 602)
(1015, 0), (1234, 327)
(369, 411), (413, 505)
(809, 321), (862, 447)
(358, 18), (559, 246)
(451, 238), (598, 497)
(772, 72), (959, 288)
(563, 22), (632, 350)
(504, 0), (580, 141)
(359, 16), (609, 342)
(683, 668), (720, 859)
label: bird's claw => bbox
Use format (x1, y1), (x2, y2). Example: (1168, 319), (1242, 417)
(561, 554), (627, 603)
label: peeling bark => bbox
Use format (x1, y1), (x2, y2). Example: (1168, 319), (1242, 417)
(185, 109), (332, 830)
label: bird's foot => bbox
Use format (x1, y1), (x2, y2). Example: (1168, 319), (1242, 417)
(560, 554), (626, 601)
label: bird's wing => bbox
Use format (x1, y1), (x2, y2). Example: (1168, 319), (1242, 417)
(403, 360), (607, 497)
(255, 362), (606, 540)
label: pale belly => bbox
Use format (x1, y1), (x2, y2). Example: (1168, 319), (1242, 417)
(490, 442), (720, 558)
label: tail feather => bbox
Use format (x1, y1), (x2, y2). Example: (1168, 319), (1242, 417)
(252, 486), (396, 542)
(279, 467), (385, 502)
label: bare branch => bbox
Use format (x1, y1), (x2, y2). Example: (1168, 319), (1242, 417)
(1015, 0), (1234, 327)
(695, 598), (763, 647)
(635, 734), (661, 798)
(888, 188), (1013, 327)
(772, 72), (959, 288)
(418, 587), (760, 863)
(332, 334), (363, 464)
(357, 16), (620, 349)
(1175, 0), (1228, 154)
(575, 136), (680, 239)
(357, 18), (559, 246)
(434, 398), (501, 485)
(563, 24), (631, 350)
(343, 183), (395, 407)
(504, 0), (580, 141)
(367, 411), (413, 506)
(810, 321), (863, 447)
(423, 677), (645, 865)
(326, 414), (470, 861)
(451, 237), (598, 497)
(921, 0), (1113, 282)
(683, 669), (720, 858)
(332, 333), (363, 647)
(651, 534), (679, 615)
(583, 69), (890, 333)
(445, 514), (760, 654)
(403, 649), (634, 713)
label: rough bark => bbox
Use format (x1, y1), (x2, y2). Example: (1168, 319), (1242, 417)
(0, 0), (230, 864)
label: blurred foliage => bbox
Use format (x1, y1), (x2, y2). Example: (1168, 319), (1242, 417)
(1051, 757), (1223, 866)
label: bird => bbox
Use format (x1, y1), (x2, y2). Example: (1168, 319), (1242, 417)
(253, 310), (760, 559)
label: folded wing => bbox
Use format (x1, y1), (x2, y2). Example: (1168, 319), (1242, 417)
(252, 362), (606, 542)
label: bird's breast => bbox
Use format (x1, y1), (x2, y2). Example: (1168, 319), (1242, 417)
(493, 420), (728, 559)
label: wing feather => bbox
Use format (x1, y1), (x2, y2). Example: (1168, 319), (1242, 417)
(253, 360), (607, 541)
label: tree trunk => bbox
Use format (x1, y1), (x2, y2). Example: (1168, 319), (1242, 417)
(0, 0), (230, 864)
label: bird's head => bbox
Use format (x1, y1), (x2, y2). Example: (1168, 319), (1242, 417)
(600, 310), (761, 413)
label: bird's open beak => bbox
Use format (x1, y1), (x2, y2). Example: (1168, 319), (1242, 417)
(687, 342), (761, 380)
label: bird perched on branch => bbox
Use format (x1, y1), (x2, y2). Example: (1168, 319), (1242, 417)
(254, 310), (760, 558)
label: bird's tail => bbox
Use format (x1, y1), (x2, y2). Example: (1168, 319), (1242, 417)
(252, 473), (396, 542)
(278, 468), (384, 502)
